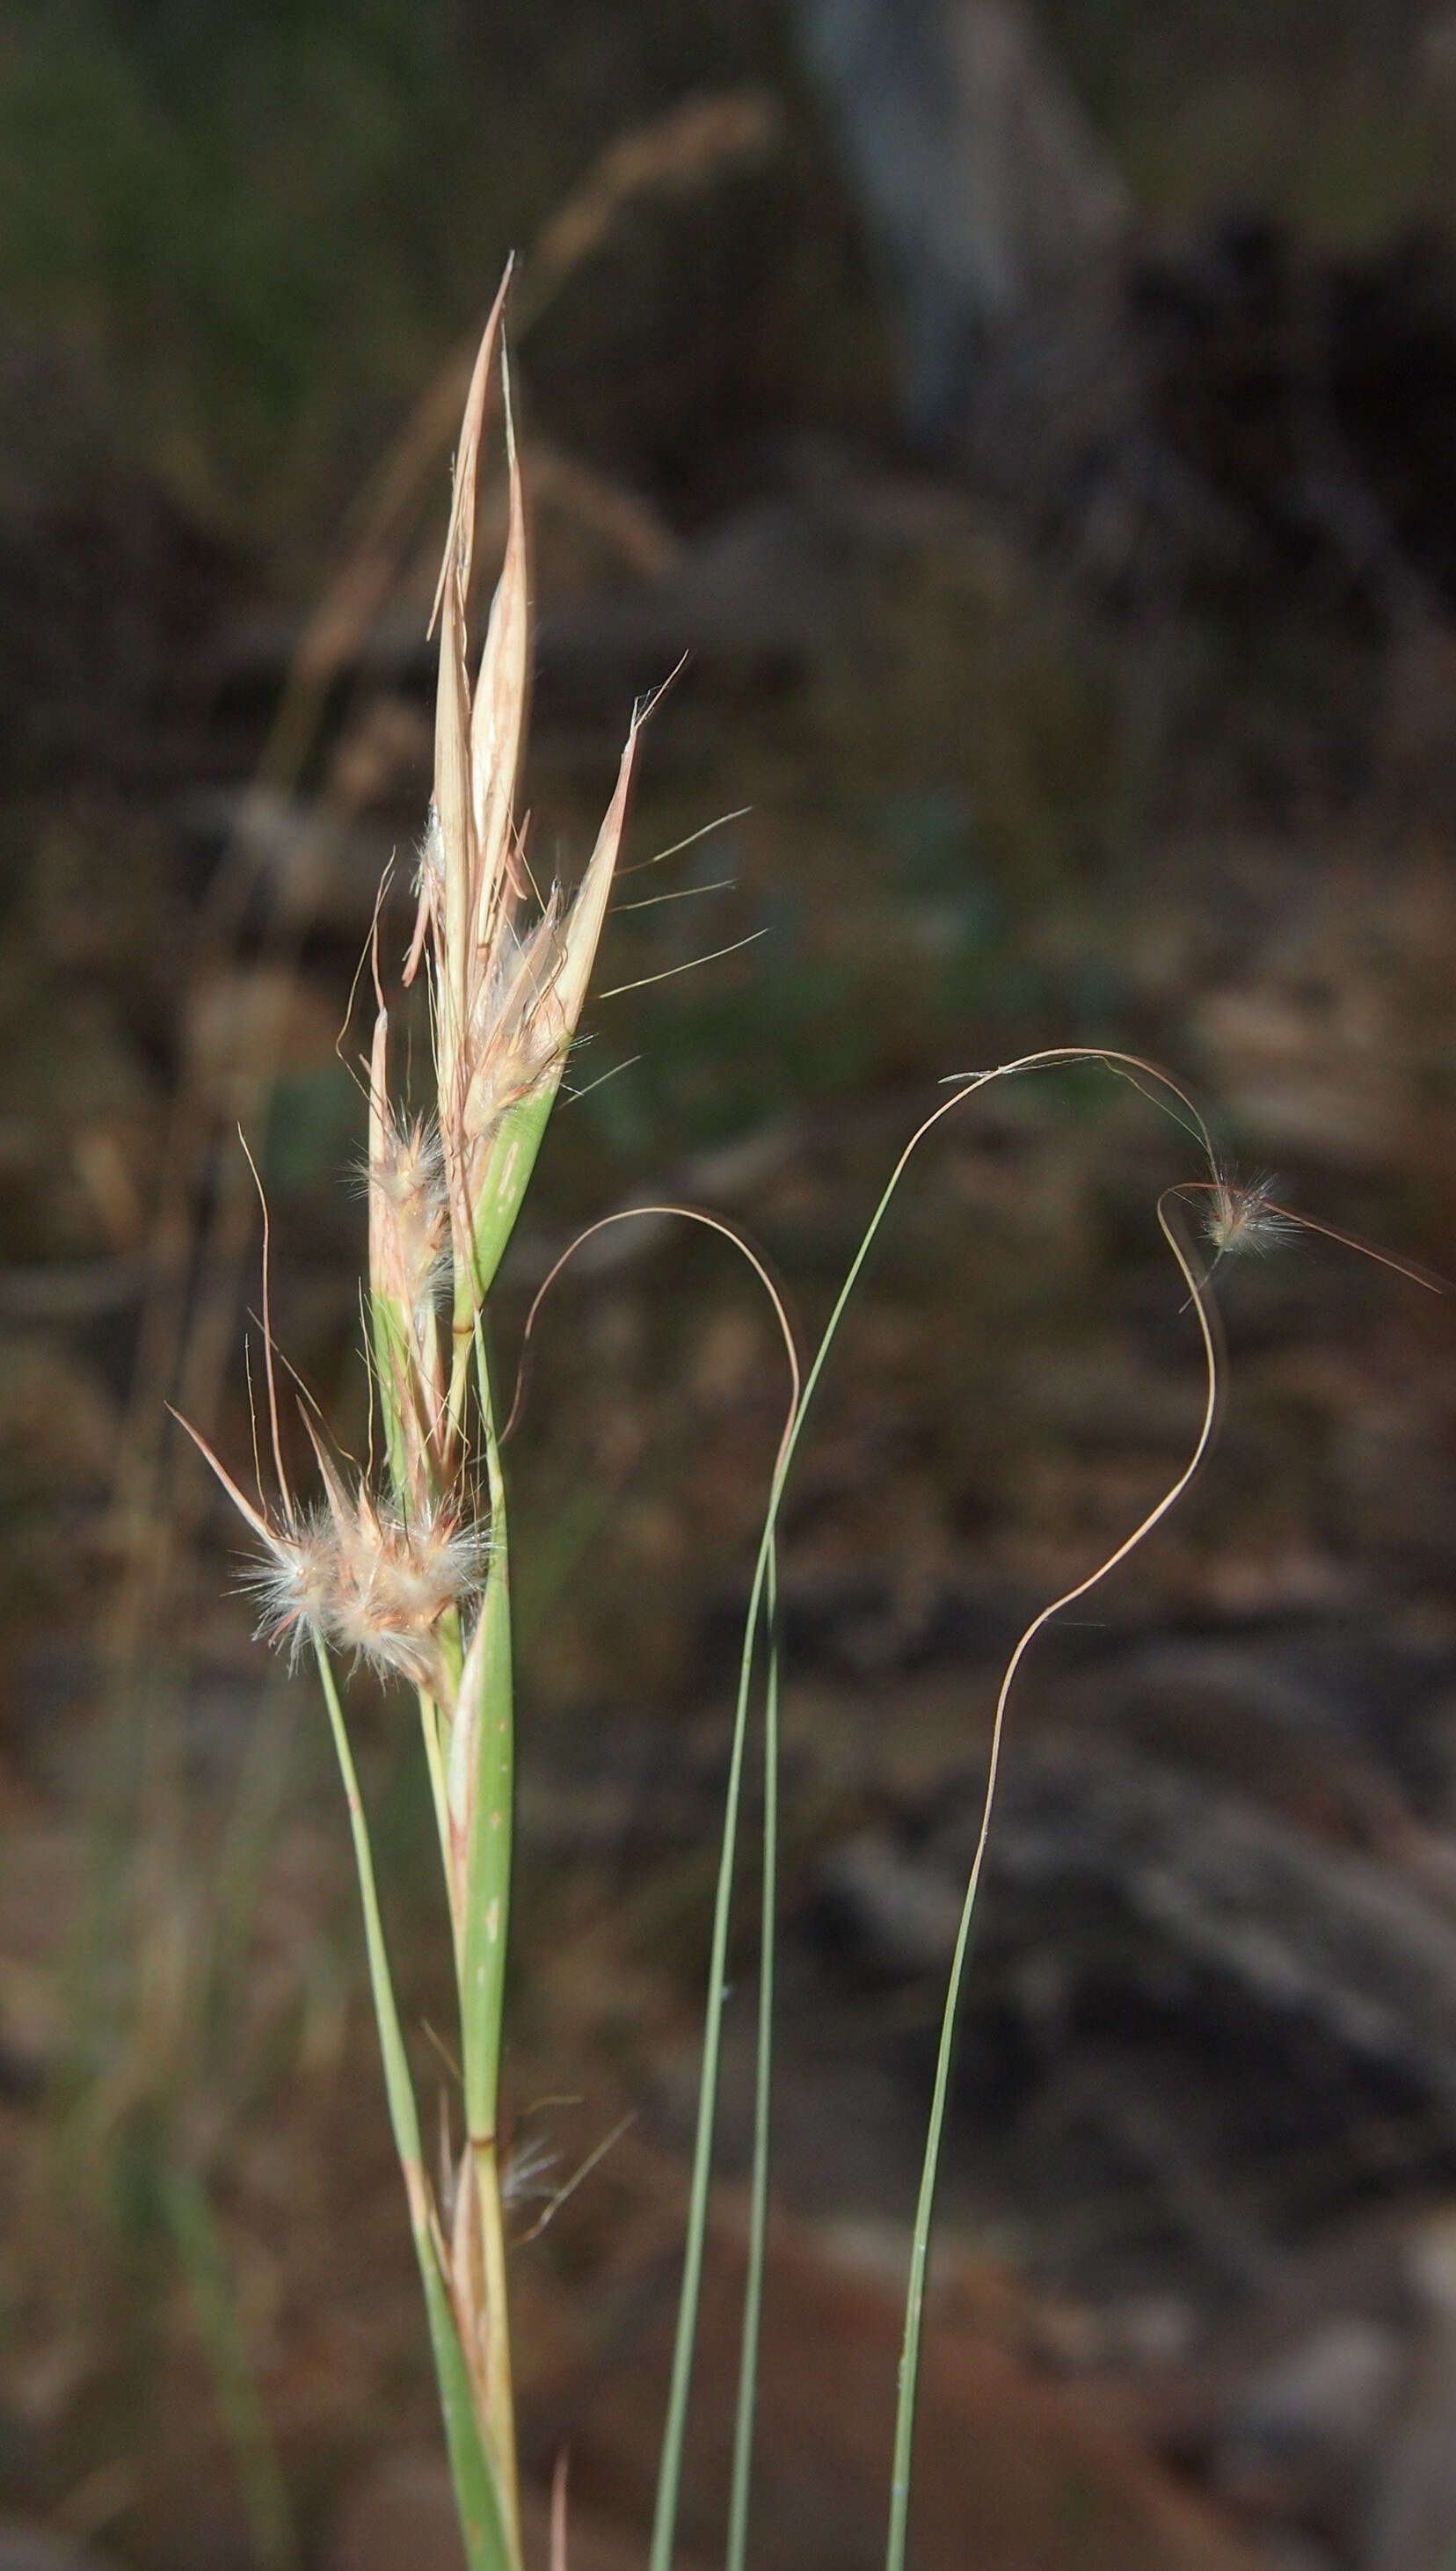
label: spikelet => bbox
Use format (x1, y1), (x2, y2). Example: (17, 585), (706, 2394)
(297, 1413), (486, 1690)
(184, 273), (642, 1712)
(370, 1101), (448, 1328)
(408, 273), (644, 1325)
(367, 994), (449, 1509)
(1195, 1168), (1445, 1293)
(176, 1403), (488, 1695)
(237, 1507), (340, 1670)
(324, 1496), (488, 1690)
(1203, 1171), (1300, 1262)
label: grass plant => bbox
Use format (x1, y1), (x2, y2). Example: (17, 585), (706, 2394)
(182, 283), (1443, 2571)
(183, 273), (645, 2568)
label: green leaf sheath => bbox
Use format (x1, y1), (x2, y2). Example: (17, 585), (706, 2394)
(448, 1083), (563, 1434)
(368, 1290), (414, 1499)
(462, 1331), (521, 2545)
(313, 1642), (518, 2571)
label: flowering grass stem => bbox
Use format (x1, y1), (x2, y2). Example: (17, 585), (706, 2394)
(314, 1637), (516, 2568)
(187, 266), (1421, 2571)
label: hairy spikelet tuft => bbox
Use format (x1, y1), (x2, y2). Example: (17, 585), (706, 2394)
(1204, 1172), (1300, 1262)
(326, 1492), (489, 1687)
(238, 1510), (341, 1669)
(371, 1106), (449, 1326)
(242, 1483), (488, 1689)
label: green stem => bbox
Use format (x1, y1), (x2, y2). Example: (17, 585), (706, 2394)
(652, 1118), (943, 2571)
(649, 1540), (768, 2571)
(725, 1540), (779, 2571)
(654, 1052), (1212, 2571)
(461, 1330), (514, 2123)
(652, 1089), (944, 2571)
(476, 2126), (519, 2547)
(313, 1642), (515, 2571)
(884, 1871), (979, 2571)
(461, 1322), (521, 2551)
(884, 1182), (1219, 2571)
(417, 1686), (458, 1972)
(447, 1088), (563, 1452)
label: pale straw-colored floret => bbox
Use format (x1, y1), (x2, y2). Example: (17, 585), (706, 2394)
(237, 1508), (340, 1670)
(404, 271), (643, 1319)
(241, 1485), (487, 1690)
(186, 281), (633, 1728)
(323, 1492), (489, 1688)
(1195, 1166), (1445, 1293)
(370, 1104), (449, 1329)
(458, 893), (571, 1157)
(366, 990), (450, 1504)
(301, 1421), (488, 1687)
(1203, 1172), (1300, 1261)
(177, 1411), (489, 1693)
(417, 803), (445, 913)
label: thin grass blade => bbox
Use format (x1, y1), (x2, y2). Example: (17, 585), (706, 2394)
(652, 1047), (1219, 2571)
(724, 1537), (780, 2571)
(649, 1542), (770, 2571)
(883, 1184), (1219, 2571)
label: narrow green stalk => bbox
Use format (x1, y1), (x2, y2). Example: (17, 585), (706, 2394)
(475, 2125), (519, 2550)
(884, 1183), (1219, 2571)
(655, 1200), (883, 2570)
(649, 1540), (768, 2571)
(313, 1641), (515, 2571)
(447, 1088), (563, 1444)
(416, 1686), (458, 1969)
(884, 1869), (979, 2571)
(455, 1569), (514, 2135)
(725, 1539), (780, 2571)
(459, 1359), (515, 2132)
(654, 1053), (1213, 2571)
(369, 1293), (415, 1498)
(508, 1200), (797, 2571)
(652, 1101), (966, 2571)
(460, 1321), (521, 2549)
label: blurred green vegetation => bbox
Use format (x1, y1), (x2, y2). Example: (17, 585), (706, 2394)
(0, 0), (783, 544)
(2, 0), (482, 528)
(4, 0), (1453, 554)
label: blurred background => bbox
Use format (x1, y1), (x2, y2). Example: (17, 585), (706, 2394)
(4, 4), (1456, 2566)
